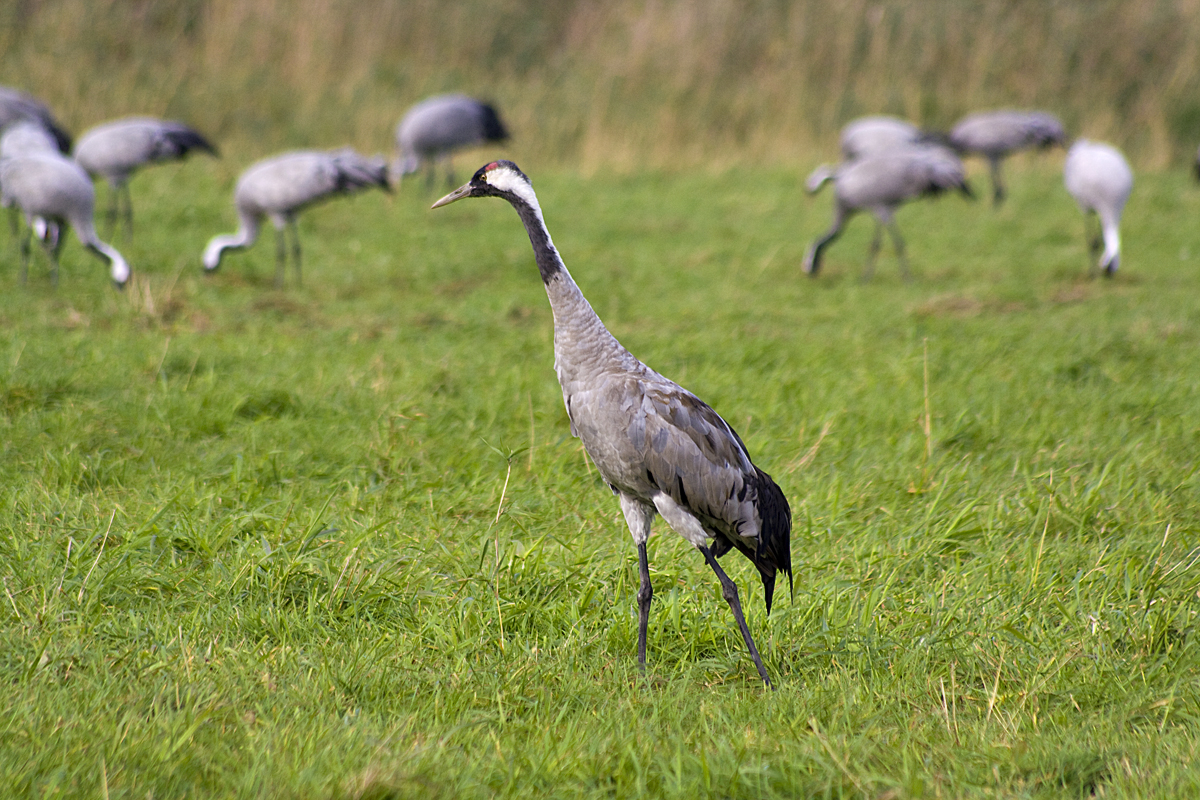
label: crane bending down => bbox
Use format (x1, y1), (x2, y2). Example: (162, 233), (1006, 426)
(2, 120), (66, 239)
(202, 148), (389, 287)
(803, 146), (973, 279)
(433, 161), (792, 687)
(0, 153), (130, 286)
(1062, 139), (1133, 276)
(394, 95), (509, 189)
(74, 116), (216, 239)
(0, 86), (72, 152)
(948, 110), (1066, 206)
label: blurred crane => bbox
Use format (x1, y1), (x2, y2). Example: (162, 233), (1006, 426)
(74, 116), (216, 239)
(0, 152), (130, 286)
(393, 95), (509, 189)
(203, 148), (389, 287)
(804, 146), (973, 279)
(2, 121), (65, 238)
(840, 115), (927, 160)
(0, 86), (72, 152)
(433, 160), (792, 687)
(1063, 139), (1132, 276)
(948, 110), (1066, 206)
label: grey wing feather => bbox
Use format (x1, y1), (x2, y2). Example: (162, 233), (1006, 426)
(639, 385), (757, 535)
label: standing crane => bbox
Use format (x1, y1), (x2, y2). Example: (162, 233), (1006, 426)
(0, 86), (72, 152)
(1062, 139), (1133, 277)
(0, 152), (130, 286)
(73, 116), (216, 239)
(433, 160), (792, 687)
(803, 145), (973, 279)
(202, 148), (389, 287)
(394, 95), (509, 189)
(947, 109), (1066, 206)
(840, 115), (927, 161)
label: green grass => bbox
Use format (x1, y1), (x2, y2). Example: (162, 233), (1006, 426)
(1, 157), (1199, 798)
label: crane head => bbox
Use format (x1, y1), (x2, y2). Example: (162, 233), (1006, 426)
(431, 160), (531, 209)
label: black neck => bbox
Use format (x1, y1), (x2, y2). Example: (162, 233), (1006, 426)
(512, 199), (563, 284)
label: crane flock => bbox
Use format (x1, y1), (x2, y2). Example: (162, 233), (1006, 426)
(0, 80), (1175, 687)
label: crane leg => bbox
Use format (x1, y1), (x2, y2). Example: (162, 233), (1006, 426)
(636, 541), (653, 670)
(887, 221), (911, 281)
(699, 544), (772, 688)
(290, 219), (302, 287)
(989, 158), (1005, 207)
(1085, 213), (1102, 256)
(803, 209), (846, 276)
(6, 206), (18, 237)
(121, 183), (134, 241)
(104, 186), (120, 239)
(273, 225), (286, 288)
(19, 224), (31, 284)
(862, 219), (884, 281)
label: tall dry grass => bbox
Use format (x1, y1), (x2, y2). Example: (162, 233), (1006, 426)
(4, 0), (1200, 170)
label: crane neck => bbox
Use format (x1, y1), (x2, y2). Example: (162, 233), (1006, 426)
(506, 187), (632, 374)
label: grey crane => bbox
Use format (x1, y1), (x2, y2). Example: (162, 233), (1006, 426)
(1062, 139), (1132, 276)
(0, 152), (130, 286)
(947, 109), (1066, 206)
(73, 116), (216, 239)
(803, 145), (973, 279)
(0, 86), (72, 152)
(840, 115), (926, 160)
(202, 148), (389, 287)
(393, 94), (509, 189)
(433, 160), (792, 687)
(2, 120), (65, 238)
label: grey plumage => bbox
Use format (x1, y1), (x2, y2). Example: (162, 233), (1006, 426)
(840, 115), (925, 160)
(74, 116), (216, 238)
(393, 94), (509, 188)
(1063, 139), (1133, 276)
(203, 148), (389, 287)
(2, 121), (65, 238)
(0, 152), (130, 286)
(0, 86), (72, 152)
(433, 161), (792, 687)
(803, 145), (973, 279)
(948, 110), (1067, 205)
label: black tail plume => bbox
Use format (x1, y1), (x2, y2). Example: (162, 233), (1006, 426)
(479, 103), (509, 142)
(751, 467), (792, 615)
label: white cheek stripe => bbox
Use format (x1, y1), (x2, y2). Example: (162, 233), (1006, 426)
(486, 167), (539, 209)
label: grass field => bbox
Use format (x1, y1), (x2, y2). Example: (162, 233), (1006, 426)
(1, 154), (1199, 798)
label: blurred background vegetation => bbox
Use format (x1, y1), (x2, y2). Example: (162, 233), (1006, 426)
(3, 0), (1200, 172)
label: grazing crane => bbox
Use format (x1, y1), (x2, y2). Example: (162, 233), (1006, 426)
(0, 86), (72, 152)
(2, 120), (65, 238)
(948, 109), (1066, 206)
(804, 145), (973, 279)
(1062, 139), (1133, 276)
(74, 116), (216, 239)
(840, 115), (926, 160)
(202, 148), (389, 287)
(0, 152), (130, 286)
(394, 94), (509, 189)
(433, 161), (792, 687)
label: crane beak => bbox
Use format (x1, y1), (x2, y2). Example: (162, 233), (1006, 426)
(431, 182), (473, 209)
